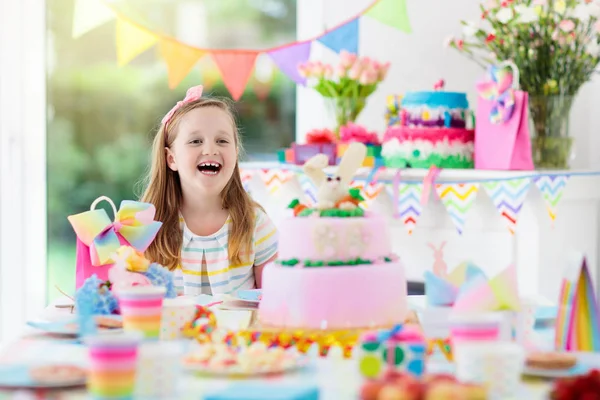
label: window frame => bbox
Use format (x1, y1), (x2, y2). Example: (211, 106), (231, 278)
(0, 0), (47, 343)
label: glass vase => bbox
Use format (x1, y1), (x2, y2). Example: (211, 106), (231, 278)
(529, 95), (575, 169)
(326, 96), (367, 137)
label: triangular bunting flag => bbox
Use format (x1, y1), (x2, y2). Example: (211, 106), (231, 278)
(435, 183), (479, 235)
(483, 178), (531, 234)
(317, 18), (359, 54)
(158, 39), (206, 89)
(268, 41), (312, 85)
(534, 175), (568, 223)
(240, 169), (254, 192)
(365, 0), (412, 33)
(258, 169), (293, 194)
(212, 51), (259, 101)
(397, 183), (424, 235)
(116, 19), (158, 66)
(72, 0), (116, 39)
(296, 173), (317, 205)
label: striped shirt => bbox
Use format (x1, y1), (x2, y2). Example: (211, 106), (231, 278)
(173, 208), (278, 296)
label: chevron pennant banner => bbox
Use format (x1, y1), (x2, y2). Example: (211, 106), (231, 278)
(258, 169), (294, 194)
(239, 169), (255, 192)
(535, 175), (569, 223)
(397, 183), (424, 235)
(435, 183), (479, 235)
(351, 181), (384, 210)
(483, 178), (531, 234)
(297, 173), (317, 205)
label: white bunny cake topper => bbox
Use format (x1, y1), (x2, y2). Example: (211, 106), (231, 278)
(303, 142), (367, 210)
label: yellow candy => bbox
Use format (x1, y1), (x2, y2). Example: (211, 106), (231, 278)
(422, 110), (430, 121)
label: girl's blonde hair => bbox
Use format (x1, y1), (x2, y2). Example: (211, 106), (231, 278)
(141, 97), (260, 270)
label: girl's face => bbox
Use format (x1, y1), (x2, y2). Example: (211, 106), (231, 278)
(166, 107), (237, 198)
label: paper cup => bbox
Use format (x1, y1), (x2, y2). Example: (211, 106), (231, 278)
(160, 297), (197, 340)
(514, 299), (537, 348)
(134, 341), (184, 399)
(455, 342), (525, 400)
(449, 313), (502, 344)
(85, 332), (142, 400)
(116, 286), (166, 340)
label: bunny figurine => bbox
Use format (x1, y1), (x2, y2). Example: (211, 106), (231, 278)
(428, 241), (447, 277)
(303, 142), (367, 210)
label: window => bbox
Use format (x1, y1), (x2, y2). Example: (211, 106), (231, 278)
(46, 0), (297, 302)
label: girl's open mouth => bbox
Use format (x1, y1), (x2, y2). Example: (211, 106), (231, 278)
(197, 162), (222, 176)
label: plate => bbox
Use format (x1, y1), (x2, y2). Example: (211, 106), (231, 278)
(27, 315), (123, 336)
(182, 356), (309, 378)
(522, 363), (590, 379)
(0, 364), (87, 388)
(235, 289), (262, 303)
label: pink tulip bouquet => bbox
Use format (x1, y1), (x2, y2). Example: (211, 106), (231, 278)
(298, 51), (390, 137)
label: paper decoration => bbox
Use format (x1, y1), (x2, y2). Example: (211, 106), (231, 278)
(258, 169), (293, 194)
(535, 175), (568, 223)
(72, 0), (115, 39)
(240, 169), (255, 192)
(159, 40), (206, 89)
(483, 178), (531, 234)
(435, 183), (479, 235)
(317, 18), (360, 54)
(424, 263), (484, 307)
(212, 51), (259, 101)
(365, 0), (412, 33)
(116, 19), (158, 66)
(396, 183), (424, 235)
(555, 256), (600, 352)
(352, 182), (383, 210)
(453, 265), (521, 313)
(268, 42), (312, 85)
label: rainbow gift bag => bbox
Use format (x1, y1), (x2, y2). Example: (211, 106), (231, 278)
(474, 61), (534, 170)
(68, 196), (162, 290)
(555, 256), (600, 352)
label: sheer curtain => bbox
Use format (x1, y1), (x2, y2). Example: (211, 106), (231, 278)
(0, 0), (47, 345)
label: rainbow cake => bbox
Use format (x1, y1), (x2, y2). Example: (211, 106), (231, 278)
(258, 143), (408, 330)
(383, 81), (474, 169)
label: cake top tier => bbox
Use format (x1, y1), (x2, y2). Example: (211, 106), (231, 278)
(402, 91), (469, 110)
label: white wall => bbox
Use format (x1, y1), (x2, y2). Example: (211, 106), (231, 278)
(297, 0), (600, 169)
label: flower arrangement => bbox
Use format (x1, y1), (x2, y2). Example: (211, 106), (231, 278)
(339, 123), (381, 145)
(298, 51), (390, 136)
(446, 0), (600, 168)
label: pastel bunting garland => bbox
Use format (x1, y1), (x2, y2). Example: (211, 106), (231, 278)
(397, 183), (424, 235)
(483, 178), (531, 234)
(534, 175), (568, 223)
(258, 169), (294, 194)
(435, 183), (479, 235)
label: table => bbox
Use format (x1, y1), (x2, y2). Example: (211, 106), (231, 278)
(0, 299), (582, 400)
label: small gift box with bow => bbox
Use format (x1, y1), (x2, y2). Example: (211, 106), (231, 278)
(290, 128), (338, 165)
(474, 61), (534, 170)
(358, 324), (426, 380)
(68, 196), (162, 290)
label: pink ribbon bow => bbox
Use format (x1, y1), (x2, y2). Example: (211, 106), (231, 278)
(68, 199), (163, 266)
(161, 85), (204, 127)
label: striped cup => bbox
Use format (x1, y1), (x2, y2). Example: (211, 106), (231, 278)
(84, 332), (142, 400)
(116, 286), (166, 340)
(449, 313), (502, 344)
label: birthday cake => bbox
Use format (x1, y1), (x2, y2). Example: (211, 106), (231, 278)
(258, 143), (408, 330)
(382, 81), (474, 169)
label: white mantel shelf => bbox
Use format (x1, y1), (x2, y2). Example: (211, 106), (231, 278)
(242, 162), (600, 304)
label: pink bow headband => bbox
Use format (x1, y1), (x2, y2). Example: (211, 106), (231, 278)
(161, 85), (204, 127)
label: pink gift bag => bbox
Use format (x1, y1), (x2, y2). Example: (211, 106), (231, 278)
(68, 196), (162, 289)
(474, 61), (534, 170)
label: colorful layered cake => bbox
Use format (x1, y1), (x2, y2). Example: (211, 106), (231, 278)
(383, 81), (475, 169)
(259, 143), (408, 330)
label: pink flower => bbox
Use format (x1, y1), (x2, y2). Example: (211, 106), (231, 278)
(359, 69), (378, 85)
(323, 65), (333, 78)
(312, 61), (324, 77)
(340, 123), (380, 145)
(378, 62), (391, 80)
(559, 19), (575, 32)
(359, 56), (372, 69)
(348, 64), (363, 80)
(339, 50), (357, 68)
(335, 64), (347, 78)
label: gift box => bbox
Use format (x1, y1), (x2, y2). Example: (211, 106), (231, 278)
(358, 324), (426, 380)
(67, 196), (162, 290)
(337, 143), (382, 167)
(292, 142), (337, 165)
(277, 148), (295, 164)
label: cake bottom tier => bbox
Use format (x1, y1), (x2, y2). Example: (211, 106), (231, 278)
(258, 262), (408, 330)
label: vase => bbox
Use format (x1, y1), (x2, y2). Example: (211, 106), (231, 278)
(529, 95), (575, 169)
(326, 96), (367, 137)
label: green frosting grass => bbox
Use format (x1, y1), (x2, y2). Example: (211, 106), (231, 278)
(279, 256), (393, 267)
(297, 208), (365, 218)
(384, 154), (474, 169)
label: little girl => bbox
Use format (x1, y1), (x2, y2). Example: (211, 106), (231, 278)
(141, 85), (278, 296)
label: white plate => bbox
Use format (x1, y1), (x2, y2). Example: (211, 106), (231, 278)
(182, 356), (310, 377)
(27, 315), (123, 336)
(522, 363), (590, 378)
(0, 364), (87, 388)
